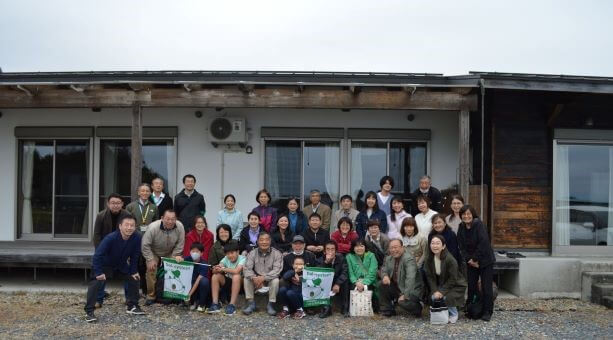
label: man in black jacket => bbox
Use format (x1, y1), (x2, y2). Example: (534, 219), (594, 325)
(150, 177), (173, 219)
(174, 174), (206, 232)
(282, 235), (317, 276)
(302, 213), (330, 259)
(411, 175), (442, 215)
(317, 240), (349, 317)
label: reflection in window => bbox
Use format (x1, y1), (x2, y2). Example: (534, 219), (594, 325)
(265, 141), (301, 211)
(351, 141), (427, 211)
(19, 140), (90, 237)
(265, 141), (340, 211)
(99, 140), (176, 210)
(555, 143), (613, 246)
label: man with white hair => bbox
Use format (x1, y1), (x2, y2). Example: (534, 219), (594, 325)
(411, 175), (442, 215)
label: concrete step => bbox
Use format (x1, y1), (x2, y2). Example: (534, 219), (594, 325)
(603, 296), (613, 309)
(591, 283), (613, 305)
(581, 271), (613, 302)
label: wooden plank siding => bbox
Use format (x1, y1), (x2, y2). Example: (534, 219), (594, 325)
(490, 92), (552, 249)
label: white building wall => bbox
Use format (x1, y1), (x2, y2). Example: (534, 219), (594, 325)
(0, 107), (459, 241)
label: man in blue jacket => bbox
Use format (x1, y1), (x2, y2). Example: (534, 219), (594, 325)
(84, 215), (145, 322)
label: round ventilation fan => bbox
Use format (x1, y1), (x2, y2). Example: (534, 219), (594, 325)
(210, 118), (233, 140)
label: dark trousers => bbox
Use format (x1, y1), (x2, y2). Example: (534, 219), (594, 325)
(467, 264), (494, 316)
(191, 275), (211, 307)
(332, 280), (350, 313)
(378, 283), (421, 317)
(85, 268), (139, 313)
(277, 286), (303, 312)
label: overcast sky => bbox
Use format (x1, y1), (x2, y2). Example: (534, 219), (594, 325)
(1, 0), (612, 76)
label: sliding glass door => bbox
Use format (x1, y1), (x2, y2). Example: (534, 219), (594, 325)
(554, 141), (613, 254)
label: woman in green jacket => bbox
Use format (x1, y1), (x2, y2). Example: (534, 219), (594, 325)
(346, 238), (379, 308)
(424, 234), (467, 324)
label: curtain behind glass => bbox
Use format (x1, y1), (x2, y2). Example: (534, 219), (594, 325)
(324, 142), (340, 209)
(21, 141), (35, 234)
(555, 144), (570, 246)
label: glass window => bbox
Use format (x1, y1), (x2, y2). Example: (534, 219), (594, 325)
(303, 142), (340, 210)
(99, 139), (176, 210)
(555, 143), (613, 247)
(265, 140), (340, 211)
(19, 139), (90, 238)
(351, 141), (427, 211)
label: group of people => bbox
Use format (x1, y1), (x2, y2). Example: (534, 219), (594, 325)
(85, 174), (496, 325)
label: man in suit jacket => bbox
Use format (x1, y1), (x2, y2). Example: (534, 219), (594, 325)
(411, 175), (442, 215)
(303, 190), (332, 230)
(378, 239), (423, 317)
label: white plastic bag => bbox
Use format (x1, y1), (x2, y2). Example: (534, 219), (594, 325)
(349, 285), (374, 317)
(430, 306), (449, 324)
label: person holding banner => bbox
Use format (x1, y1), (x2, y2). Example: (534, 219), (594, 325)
(317, 240), (350, 318)
(183, 242), (211, 312)
(276, 256), (306, 319)
(378, 239), (423, 318)
(282, 235), (317, 277)
(84, 215), (145, 322)
(141, 209), (186, 305)
(242, 232), (283, 316)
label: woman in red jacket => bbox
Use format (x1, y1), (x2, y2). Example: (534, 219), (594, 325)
(330, 217), (358, 254)
(183, 215), (214, 261)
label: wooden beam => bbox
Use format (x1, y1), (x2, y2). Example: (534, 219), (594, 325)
(547, 103), (564, 126)
(131, 104), (143, 202)
(0, 86), (478, 111)
(459, 109), (470, 201)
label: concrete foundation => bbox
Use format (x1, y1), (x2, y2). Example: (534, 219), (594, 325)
(499, 257), (613, 299)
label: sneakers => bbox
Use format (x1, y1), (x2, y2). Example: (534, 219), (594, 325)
(277, 309), (291, 319)
(224, 304), (236, 316)
(292, 310), (305, 319)
(449, 314), (458, 324)
(207, 303), (222, 314)
(190, 303), (198, 311)
(196, 306), (205, 312)
(242, 300), (256, 315)
(266, 302), (277, 316)
(84, 312), (97, 323)
(126, 306), (146, 315)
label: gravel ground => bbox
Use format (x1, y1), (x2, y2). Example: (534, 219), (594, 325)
(0, 292), (611, 339)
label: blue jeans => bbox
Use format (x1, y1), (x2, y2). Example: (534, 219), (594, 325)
(431, 296), (457, 316)
(277, 286), (303, 312)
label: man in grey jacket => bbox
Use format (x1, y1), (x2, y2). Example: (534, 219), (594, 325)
(141, 209), (185, 305)
(378, 239), (423, 317)
(242, 232), (283, 316)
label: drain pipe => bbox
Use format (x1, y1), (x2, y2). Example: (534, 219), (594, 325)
(480, 79), (486, 221)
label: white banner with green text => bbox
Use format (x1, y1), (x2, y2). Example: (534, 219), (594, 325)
(302, 267), (335, 308)
(161, 258), (194, 300)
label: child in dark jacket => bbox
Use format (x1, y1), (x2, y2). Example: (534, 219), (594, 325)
(276, 257), (305, 319)
(183, 242), (211, 312)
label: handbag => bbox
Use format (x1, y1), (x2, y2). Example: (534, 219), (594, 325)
(429, 298), (449, 324)
(349, 285), (374, 317)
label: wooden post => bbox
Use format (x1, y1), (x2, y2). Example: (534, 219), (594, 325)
(459, 109), (470, 202)
(131, 104), (143, 202)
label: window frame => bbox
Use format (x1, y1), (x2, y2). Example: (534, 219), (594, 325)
(16, 137), (94, 241)
(552, 137), (613, 256)
(262, 137), (344, 210)
(347, 138), (431, 201)
(94, 136), (178, 214)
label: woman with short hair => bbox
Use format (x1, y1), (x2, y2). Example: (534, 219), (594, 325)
(251, 189), (277, 233)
